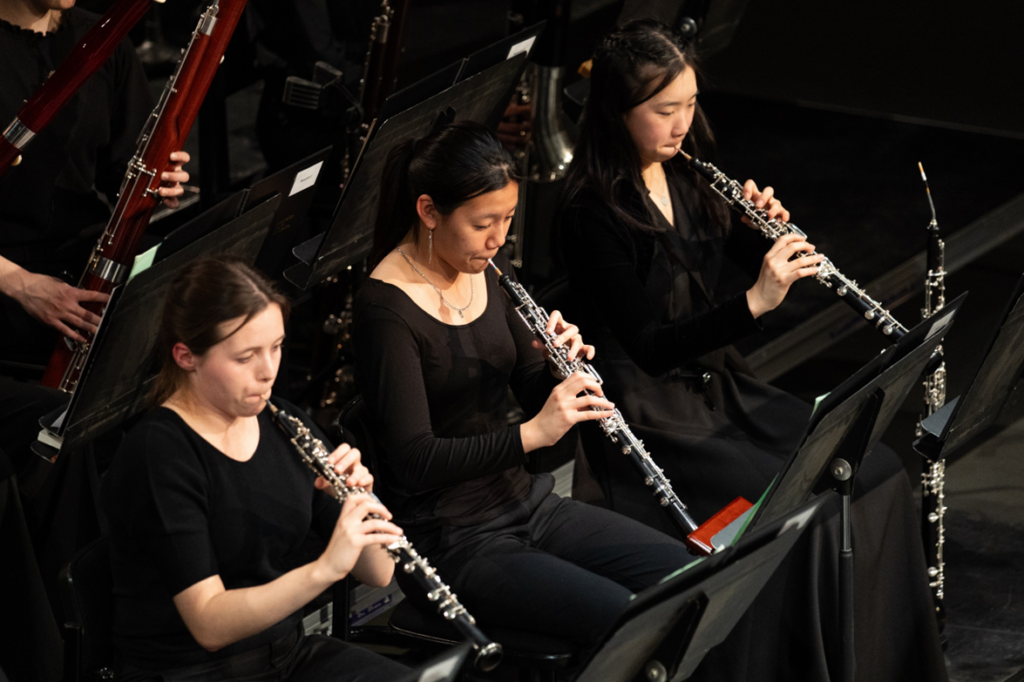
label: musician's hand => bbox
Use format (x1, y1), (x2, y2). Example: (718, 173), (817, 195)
(746, 233), (823, 318)
(740, 179), (790, 227)
(0, 266), (108, 342)
(315, 443), (374, 495)
(521, 372), (615, 452)
(159, 151), (191, 209)
(317, 494), (403, 583)
(533, 309), (595, 366)
(497, 101), (531, 150)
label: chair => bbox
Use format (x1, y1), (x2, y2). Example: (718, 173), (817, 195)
(59, 537), (115, 682)
(337, 396), (580, 682)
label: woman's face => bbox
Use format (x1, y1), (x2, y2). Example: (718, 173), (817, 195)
(623, 66), (698, 167)
(428, 181), (519, 274)
(184, 303), (285, 418)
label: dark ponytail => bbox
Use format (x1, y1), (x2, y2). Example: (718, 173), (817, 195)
(370, 121), (523, 268)
(563, 19), (730, 234)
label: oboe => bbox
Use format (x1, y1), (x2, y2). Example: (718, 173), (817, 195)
(680, 151), (909, 341)
(487, 260), (702, 541)
(915, 162), (948, 629)
(266, 402), (502, 672)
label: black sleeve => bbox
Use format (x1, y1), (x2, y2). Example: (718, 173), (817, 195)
(94, 37), (154, 205)
(354, 304), (528, 494)
(501, 263), (560, 417)
(560, 201), (761, 377)
(122, 424), (219, 596)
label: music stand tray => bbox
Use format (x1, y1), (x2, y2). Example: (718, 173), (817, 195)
(34, 197), (278, 458)
(573, 496), (826, 682)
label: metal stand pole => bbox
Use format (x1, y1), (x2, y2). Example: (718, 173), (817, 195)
(833, 463), (856, 682)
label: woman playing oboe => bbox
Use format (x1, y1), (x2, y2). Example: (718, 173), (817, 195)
(558, 19), (945, 682)
(101, 257), (408, 682)
(352, 120), (693, 646)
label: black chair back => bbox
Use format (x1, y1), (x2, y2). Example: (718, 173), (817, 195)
(59, 537), (114, 682)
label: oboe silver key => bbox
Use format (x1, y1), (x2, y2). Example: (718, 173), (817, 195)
(267, 402), (503, 671)
(488, 260), (704, 545)
(680, 151), (909, 341)
(915, 161), (948, 631)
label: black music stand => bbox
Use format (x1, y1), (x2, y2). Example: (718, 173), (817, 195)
(457, 22), (544, 129)
(242, 146), (333, 278)
(33, 197), (278, 459)
(375, 61), (465, 126)
(572, 496), (825, 682)
(283, 43), (534, 289)
(155, 189), (248, 261)
(915, 274), (1024, 460)
(711, 296), (962, 682)
(749, 293), (966, 533)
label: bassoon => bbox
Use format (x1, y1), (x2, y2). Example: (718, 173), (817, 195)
(0, 0), (158, 176)
(359, 0), (410, 125)
(41, 0), (249, 392)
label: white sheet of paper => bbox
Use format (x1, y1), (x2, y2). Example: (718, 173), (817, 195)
(507, 36), (536, 60)
(289, 161), (324, 196)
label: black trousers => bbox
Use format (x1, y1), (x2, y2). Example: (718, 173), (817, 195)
(425, 489), (694, 646)
(118, 623), (408, 682)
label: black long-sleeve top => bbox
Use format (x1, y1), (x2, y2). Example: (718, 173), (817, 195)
(352, 253), (557, 549)
(559, 164), (762, 378)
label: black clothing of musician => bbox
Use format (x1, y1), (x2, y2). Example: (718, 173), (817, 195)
(353, 251), (694, 645)
(100, 399), (408, 682)
(558, 162), (948, 681)
(0, 8), (152, 364)
(0, 11), (152, 682)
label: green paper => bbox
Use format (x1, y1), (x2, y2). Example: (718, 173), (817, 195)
(812, 391), (831, 417)
(730, 476), (777, 547)
(129, 244), (160, 280)
(656, 556), (707, 585)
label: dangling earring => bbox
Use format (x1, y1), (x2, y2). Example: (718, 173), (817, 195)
(428, 228), (434, 264)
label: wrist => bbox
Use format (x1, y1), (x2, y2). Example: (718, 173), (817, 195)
(309, 554), (344, 588)
(519, 420), (543, 454)
(0, 260), (28, 299)
(745, 289), (767, 319)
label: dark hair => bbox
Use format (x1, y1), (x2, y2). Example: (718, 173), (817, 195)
(370, 120), (523, 268)
(563, 19), (729, 233)
(150, 256), (291, 406)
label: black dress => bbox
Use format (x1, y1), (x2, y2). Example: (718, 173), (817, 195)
(559, 164), (947, 682)
(352, 253), (695, 646)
